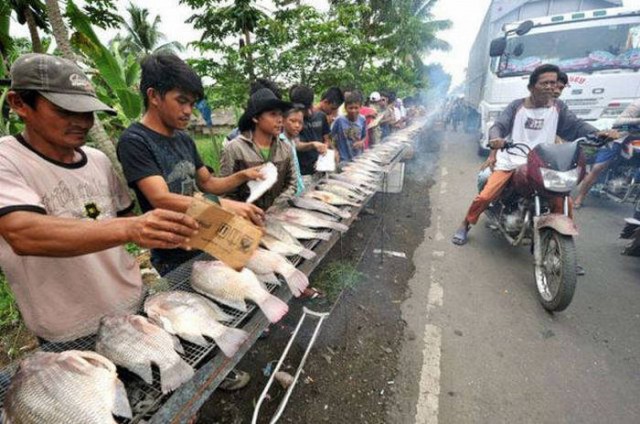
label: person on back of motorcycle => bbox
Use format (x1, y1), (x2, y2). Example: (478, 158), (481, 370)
(573, 98), (640, 208)
(452, 64), (614, 246)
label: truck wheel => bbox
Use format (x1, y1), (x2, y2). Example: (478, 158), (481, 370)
(534, 229), (577, 312)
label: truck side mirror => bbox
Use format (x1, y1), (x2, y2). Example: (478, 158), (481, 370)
(516, 20), (534, 36)
(489, 38), (506, 57)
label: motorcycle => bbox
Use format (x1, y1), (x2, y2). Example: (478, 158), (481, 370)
(621, 197), (640, 257)
(480, 135), (606, 312)
(597, 126), (640, 204)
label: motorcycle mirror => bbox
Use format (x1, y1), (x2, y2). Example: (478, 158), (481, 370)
(489, 38), (507, 57)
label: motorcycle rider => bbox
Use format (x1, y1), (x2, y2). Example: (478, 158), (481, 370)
(573, 98), (640, 208)
(553, 71), (569, 99)
(452, 64), (613, 246)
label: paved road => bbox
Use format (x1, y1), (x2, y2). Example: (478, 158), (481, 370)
(400, 129), (640, 424)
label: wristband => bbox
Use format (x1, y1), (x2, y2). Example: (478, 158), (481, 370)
(203, 193), (221, 204)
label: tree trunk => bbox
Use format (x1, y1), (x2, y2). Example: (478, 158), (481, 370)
(24, 8), (43, 53)
(44, 0), (124, 178)
(243, 28), (256, 81)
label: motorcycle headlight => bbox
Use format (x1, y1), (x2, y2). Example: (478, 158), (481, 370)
(540, 168), (580, 192)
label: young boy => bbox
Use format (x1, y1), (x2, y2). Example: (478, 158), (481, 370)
(290, 84), (330, 175)
(315, 87), (344, 127)
(281, 105), (306, 196)
(220, 88), (298, 210)
(117, 53), (261, 391)
(118, 53), (265, 276)
(332, 92), (367, 164)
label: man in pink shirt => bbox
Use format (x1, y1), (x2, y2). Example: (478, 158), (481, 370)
(0, 54), (198, 343)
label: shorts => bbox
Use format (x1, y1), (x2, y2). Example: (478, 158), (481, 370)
(594, 143), (622, 164)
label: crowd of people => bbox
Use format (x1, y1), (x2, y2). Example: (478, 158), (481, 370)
(0, 52), (424, 390)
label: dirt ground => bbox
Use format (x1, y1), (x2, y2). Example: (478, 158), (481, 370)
(197, 128), (442, 424)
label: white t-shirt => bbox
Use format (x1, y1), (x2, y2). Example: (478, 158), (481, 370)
(0, 135), (143, 342)
(495, 105), (559, 171)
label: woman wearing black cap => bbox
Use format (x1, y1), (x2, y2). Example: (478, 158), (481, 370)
(220, 88), (298, 210)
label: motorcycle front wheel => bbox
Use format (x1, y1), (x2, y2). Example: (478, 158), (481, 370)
(534, 229), (577, 312)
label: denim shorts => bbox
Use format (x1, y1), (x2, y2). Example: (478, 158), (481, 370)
(594, 143), (622, 164)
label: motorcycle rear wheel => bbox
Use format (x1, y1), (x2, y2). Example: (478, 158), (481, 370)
(534, 229), (577, 312)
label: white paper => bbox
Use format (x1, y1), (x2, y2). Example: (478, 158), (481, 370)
(316, 149), (336, 172)
(246, 162), (278, 203)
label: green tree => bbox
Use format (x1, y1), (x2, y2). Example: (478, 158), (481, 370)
(114, 3), (183, 57)
(8, 0), (49, 53)
(183, 0), (267, 80)
(44, 0), (124, 177)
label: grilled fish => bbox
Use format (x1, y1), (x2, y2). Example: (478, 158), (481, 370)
(261, 234), (316, 260)
(274, 208), (348, 232)
(246, 248), (309, 297)
(2, 350), (131, 424)
(306, 190), (360, 207)
(290, 196), (351, 219)
(191, 261), (289, 323)
(144, 291), (248, 357)
(95, 314), (194, 394)
(316, 183), (367, 201)
(276, 219), (331, 241)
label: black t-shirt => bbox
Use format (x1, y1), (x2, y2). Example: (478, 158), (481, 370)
(117, 122), (204, 265)
(298, 111), (330, 175)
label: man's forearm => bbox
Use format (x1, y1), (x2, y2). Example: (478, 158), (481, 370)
(1, 213), (133, 257)
(201, 173), (247, 195)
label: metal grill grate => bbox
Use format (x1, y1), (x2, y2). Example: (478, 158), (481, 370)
(0, 241), (321, 423)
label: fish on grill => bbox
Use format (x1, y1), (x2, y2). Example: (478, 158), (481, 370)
(275, 219), (332, 241)
(245, 248), (309, 297)
(306, 190), (360, 207)
(95, 314), (194, 394)
(315, 183), (367, 201)
(144, 291), (248, 357)
(290, 196), (351, 219)
(191, 261), (289, 323)
(2, 350), (131, 424)
(260, 234), (316, 260)
(274, 208), (348, 232)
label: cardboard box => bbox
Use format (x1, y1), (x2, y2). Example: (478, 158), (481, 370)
(185, 197), (262, 270)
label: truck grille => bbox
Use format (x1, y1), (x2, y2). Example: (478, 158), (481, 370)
(564, 98), (599, 106)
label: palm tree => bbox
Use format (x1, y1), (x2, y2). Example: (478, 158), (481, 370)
(9, 0), (49, 53)
(44, 0), (124, 179)
(117, 3), (183, 57)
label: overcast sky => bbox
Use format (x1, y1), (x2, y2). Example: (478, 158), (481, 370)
(8, 0), (640, 87)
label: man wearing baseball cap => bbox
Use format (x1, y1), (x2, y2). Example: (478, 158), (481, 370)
(0, 53), (199, 344)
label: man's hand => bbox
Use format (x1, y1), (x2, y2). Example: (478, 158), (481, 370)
(242, 166), (265, 182)
(313, 142), (328, 154)
(220, 199), (265, 227)
(488, 138), (506, 150)
(597, 129), (621, 140)
(127, 209), (199, 249)
(481, 150), (498, 171)
(353, 140), (365, 150)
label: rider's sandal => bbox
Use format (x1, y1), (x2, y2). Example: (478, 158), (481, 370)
(452, 228), (469, 246)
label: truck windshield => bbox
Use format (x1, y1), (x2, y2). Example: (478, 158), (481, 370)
(497, 20), (640, 76)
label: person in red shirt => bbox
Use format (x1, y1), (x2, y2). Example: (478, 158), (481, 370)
(360, 96), (378, 149)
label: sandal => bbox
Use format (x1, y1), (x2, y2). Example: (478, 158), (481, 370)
(452, 227), (469, 246)
(300, 287), (325, 299)
(219, 369), (251, 391)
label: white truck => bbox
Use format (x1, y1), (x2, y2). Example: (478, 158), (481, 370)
(466, 0), (640, 154)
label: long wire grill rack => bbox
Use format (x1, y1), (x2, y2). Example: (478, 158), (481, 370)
(0, 242), (318, 423)
(0, 130), (421, 422)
